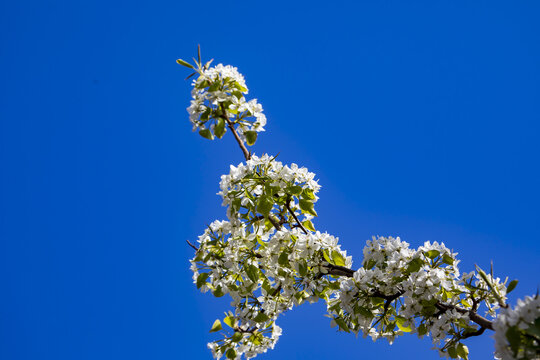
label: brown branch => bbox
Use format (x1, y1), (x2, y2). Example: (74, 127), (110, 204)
(322, 263), (495, 331)
(267, 215), (282, 230)
(219, 105), (250, 161)
(285, 199), (308, 235)
(435, 302), (494, 330)
(186, 239), (199, 251)
(325, 264), (355, 277)
(460, 326), (486, 339)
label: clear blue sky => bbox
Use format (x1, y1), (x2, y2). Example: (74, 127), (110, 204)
(1, 1), (539, 359)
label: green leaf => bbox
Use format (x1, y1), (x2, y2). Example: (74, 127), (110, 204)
(442, 253), (454, 265)
(245, 131), (257, 146)
(226, 348), (236, 359)
(298, 259), (308, 277)
(262, 279), (273, 294)
(322, 249), (332, 264)
(332, 251), (346, 267)
(231, 332), (243, 342)
(370, 297), (385, 306)
(196, 272), (209, 289)
(257, 195), (274, 217)
(506, 326), (521, 355)
(425, 250), (440, 259)
(210, 319), (222, 333)
(357, 306), (373, 319)
(406, 258), (423, 273)
(233, 82), (248, 93)
(457, 343), (469, 360)
(200, 107), (212, 122)
(302, 220), (316, 232)
(245, 264), (259, 283)
(214, 118), (226, 138)
(176, 58), (194, 69)
(223, 315), (235, 328)
(299, 199), (317, 216)
(257, 196), (273, 217)
(363, 259), (376, 270)
(334, 317), (350, 333)
(525, 318), (540, 340)
(417, 323), (428, 336)
(192, 250), (204, 262)
(253, 312), (270, 323)
(199, 128), (214, 140)
(395, 317), (412, 332)
(447, 346), (458, 359)
(213, 286), (225, 297)
(507, 279), (518, 294)
(288, 185), (303, 196)
(302, 188), (316, 200)
(278, 250), (289, 266)
(208, 81), (220, 92)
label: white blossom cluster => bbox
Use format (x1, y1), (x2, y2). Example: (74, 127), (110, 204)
(218, 154), (321, 227)
(181, 57), (540, 360)
(494, 295), (540, 360)
(190, 218), (351, 359)
(187, 64), (266, 142)
(326, 236), (513, 358)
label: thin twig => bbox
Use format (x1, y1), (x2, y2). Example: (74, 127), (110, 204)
(285, 199), (308, 235)
(186, 240), (199, 251)
(219, 105), (250, 161)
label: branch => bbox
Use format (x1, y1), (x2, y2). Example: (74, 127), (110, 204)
(460, 326), (486, 340)
(325, 264), (355, 277)
(324, 263), (495, 331)
(219, 105), (250, 161)
(435, 302), (494, 330)
(285, 198), (308, 235)
(186, 239), (199, 251)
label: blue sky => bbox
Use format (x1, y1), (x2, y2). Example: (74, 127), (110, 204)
(1, 1), (539, 359)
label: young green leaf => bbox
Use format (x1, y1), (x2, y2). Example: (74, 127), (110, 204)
(176, 58), (194, 69)
(299, 199), (317, 216)
(457, 343), (469, 360)
(298, 259), (308, 277)
(302, 188), (316, 200)
(231, 332), (243, 342)
(253, 312), (270, 323)
(278, 250), (290, 266)
(302, 220), (316, 232)
(507, 279), (518, 293)
(288, 185), (303, 196)
(447, 346), (458, 359)
(396, 317), (412, 332)
(323, 249), (332, 264)
(196, 272), (209, 289)
(257, 196), (273, 217)
(214, 118), (226, 138)
(245, 264), (259, 283)
(334, 317), (350, 333)
(210, 319), (222, 333)
(199, 128), (214, 140)
(223, 315), (235, 328)
(245, 131), (257, 146)
(226, 348), (236, 360)
(332, 251), (346, 267)
(442, 253), (454, 265)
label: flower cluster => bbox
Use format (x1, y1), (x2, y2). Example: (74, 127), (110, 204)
(180, 57), (539, 360)
(326, 236), (513, 359)
(187, 63), (266, 144)
(494, 295), (540, 360)
(218, 154), (320, 228)
(190, 219), (351, 359)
